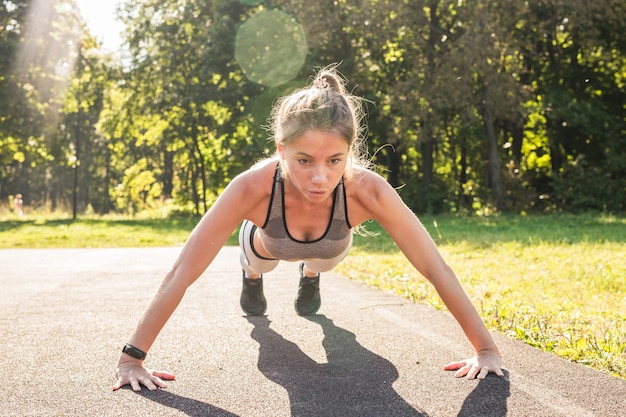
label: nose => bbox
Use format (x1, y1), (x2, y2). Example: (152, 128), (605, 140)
(311, 166), (327, 185)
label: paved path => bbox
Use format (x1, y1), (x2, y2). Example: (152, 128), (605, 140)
(1, 247), (624, 416)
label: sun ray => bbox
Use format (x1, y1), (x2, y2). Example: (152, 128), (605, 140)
(12, 0), (85, 129)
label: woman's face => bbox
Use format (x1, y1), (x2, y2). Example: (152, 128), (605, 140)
(278, 129), (349, 204)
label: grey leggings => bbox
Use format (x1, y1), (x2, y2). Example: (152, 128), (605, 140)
(238, 220), (352, 275)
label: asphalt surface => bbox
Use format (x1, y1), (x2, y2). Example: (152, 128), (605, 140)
(1, 247), (624, 417)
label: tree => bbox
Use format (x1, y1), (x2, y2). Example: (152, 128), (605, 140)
(516, 0), (626, 211)
(1, 0), (624, 215)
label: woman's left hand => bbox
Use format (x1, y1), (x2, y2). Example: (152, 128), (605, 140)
(443, 349), (504, 380)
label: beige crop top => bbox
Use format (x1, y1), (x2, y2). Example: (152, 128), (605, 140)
(257, 164), (352, 260)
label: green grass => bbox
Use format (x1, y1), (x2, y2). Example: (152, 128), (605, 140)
(1, 212), (624, 378)
(0, 216), (202, 248)
(337, 214), (626, 379)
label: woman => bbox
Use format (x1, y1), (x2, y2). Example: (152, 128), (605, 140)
(113, 66), (503, 392)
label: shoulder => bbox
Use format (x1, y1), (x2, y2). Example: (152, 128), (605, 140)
(345, 166), (395, 198)
(344, 166), (404, 225)
(217, 157), (277, 224)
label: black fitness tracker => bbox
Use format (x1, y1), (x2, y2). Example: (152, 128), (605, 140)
(122, 343), (147, 360)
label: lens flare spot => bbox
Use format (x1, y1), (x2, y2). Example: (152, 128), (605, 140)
(235, 10), (308, 87)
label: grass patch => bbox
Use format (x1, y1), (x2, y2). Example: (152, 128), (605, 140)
(0, 217), (201, 248)
(1, 212), (624, 378)
(336, 213), (626, 379)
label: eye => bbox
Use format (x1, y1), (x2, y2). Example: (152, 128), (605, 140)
(328, 158), (342, 165)
(297, 158), (311, 165)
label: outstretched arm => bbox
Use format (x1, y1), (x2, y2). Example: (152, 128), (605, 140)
(359, 173), (503, 379)
(113, 172), (260, 391)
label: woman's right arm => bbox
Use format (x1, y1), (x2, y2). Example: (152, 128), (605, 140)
(113, 168), (266, 391)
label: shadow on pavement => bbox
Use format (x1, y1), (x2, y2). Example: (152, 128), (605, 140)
(247, 314), (429, 417)
(136, 388), (240, 417)
(457, 370), (510, 417)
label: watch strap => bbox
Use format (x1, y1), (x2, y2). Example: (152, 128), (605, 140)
(122, 343), (147, 360)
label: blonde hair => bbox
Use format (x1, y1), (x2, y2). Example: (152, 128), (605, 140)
(268, 65), (369, 178)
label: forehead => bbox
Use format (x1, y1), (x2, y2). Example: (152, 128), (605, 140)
(287, 129), (349, 152)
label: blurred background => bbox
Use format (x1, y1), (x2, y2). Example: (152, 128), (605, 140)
(1, 0), (625, 218)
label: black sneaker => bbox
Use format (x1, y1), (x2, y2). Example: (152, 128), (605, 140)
(294, 263), (321, 315)
(240, 272), (267, 316)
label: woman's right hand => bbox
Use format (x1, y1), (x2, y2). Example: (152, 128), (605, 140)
(113, 358), (176, 391)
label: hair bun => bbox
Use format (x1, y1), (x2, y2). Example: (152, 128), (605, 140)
(313, 72), (343, 93)
(313, 76), (330, 90)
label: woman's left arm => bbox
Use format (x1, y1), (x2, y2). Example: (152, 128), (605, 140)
(358, 173), (503, 379)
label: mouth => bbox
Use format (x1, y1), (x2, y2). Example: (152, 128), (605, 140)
(308, 190), (328, 198)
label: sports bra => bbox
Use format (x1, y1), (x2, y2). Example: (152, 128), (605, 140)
(257, 164), (352, 260)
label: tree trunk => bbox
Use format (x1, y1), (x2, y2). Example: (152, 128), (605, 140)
(511, 118), (524, 166)
(191, 125), (207, 214)
(421, 119), (434, 186)
(482, 106), (504, 211)
(458, 139), (470, 210)
(420, 0), (438, 187)
(162, 149), (174, 199)
(386, 145), (401, 188)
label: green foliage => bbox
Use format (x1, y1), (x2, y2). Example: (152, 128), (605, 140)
(1, 0), (625, 217)
(113, 158), (163, 214)
(552, 157), (626, 212)
(396, 176), (450, 215)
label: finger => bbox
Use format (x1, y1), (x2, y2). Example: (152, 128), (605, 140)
(454, 365), (471, 378)
(443, 360), (466, 371)
(150, 375), (168, 389)
(465, 365), (480, 380)
(130, 380), (143, 392)
(139, 376), (160, 391)
(112, 379), (124, 391)
(476, 366), (490, 380)
(152, 370), (176, 381)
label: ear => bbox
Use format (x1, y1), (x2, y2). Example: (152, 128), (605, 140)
(276, 142), (286, 160)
